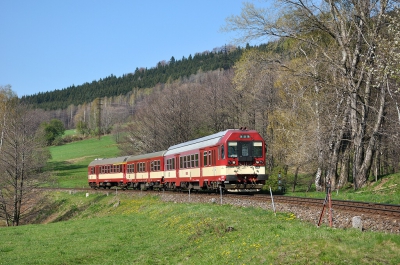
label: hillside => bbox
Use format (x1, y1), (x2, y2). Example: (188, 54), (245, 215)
(2, 191), (399, 264)
(20, 45), (244, 110)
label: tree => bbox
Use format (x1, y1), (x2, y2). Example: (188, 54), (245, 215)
(0, 87), (50, 226)
(224, 0), (400, 190)
(40, 118), (65, 145)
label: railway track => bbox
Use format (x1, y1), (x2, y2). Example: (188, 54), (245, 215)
(39, 187), (400, 219)
(252, 194), (400, 219)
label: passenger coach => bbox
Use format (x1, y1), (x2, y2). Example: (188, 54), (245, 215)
(88, 128), (268, 192)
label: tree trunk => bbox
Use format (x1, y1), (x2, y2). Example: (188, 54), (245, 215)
(338, 148), (350, 189)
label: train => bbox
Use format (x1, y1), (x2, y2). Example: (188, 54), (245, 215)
(88, 128), (268, 193)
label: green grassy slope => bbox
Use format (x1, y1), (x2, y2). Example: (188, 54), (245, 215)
(1, 192), (399, 265)
(46, 133), (120, 188)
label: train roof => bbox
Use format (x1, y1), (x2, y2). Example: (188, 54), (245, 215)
(126, 150), (167, 162)
(89, 156), (130, 166)
(165, 130), (229, 156)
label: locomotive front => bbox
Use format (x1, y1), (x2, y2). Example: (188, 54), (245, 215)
(220, 129), (268, 192)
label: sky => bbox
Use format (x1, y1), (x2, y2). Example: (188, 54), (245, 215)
(0, 0), (253, 97)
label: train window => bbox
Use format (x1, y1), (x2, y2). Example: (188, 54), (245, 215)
(167, 158), (175, 170)
(195, 154), (199, 167)
(228, 142), (238, 157)
(137, 163), (144, 173)
(186, 155), (191, 168)
(191, 154), (195, 168)
(170, 158), (174, 170)
(208, 151), (212, 166)
(90, 167), (94, 174)
(127, 164), (134, 173)
(221, 145), (225, 159)
(203, 151), (208, 166)
(152, 161), (159, 171)
(253, 142), (263, 157)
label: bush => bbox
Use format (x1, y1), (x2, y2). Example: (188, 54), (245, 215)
(262, 173), (285, 194)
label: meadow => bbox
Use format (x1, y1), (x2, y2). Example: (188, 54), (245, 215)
(1, 191), (399, 265)
(46, 132), (120, 188)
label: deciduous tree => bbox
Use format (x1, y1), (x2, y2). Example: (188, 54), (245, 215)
(0, 87), (50, 226)
(224, 0), (400, 189)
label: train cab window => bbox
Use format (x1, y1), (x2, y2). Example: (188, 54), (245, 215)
(242, 142), (250, 156)
(221, 145), (225, 159)
(90, 167), (94, 174)
(228, 142), (238, 158)
(253, 142), (263, 157)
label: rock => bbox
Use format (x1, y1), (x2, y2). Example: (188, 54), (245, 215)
(352, 216), (363, 231)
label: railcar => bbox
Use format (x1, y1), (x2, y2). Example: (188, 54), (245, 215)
(88, 156), (129, 189)
(88, 128), (268, 192)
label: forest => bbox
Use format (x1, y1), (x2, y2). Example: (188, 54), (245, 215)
(1, 0), (400, 218)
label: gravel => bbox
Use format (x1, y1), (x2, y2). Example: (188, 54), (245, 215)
(159, 193), (400, 234)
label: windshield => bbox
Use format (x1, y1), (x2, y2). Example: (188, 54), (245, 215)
(227, 141), (263, 158)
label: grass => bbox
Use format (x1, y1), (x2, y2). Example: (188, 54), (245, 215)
(283, 172), (400, 205)
(45, 132), (120, 188)
(1, 191), (399, 265)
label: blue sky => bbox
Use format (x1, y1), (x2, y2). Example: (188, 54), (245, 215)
(0, 0), (253, 97)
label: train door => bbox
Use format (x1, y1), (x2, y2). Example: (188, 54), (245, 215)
(175, 154), (180, 180)
(212, 147), (217, 177)
(200, 148), (205, 178)
(122, 163), (126, 185)
(95, 165), (100, 187)
(147, 160), (151, 183)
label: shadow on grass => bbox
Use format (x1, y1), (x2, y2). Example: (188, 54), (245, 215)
(46, 161), (88, 177)
(25, 194), (107, 224)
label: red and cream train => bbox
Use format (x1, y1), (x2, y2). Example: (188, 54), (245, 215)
(88, 129), (268, 192)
